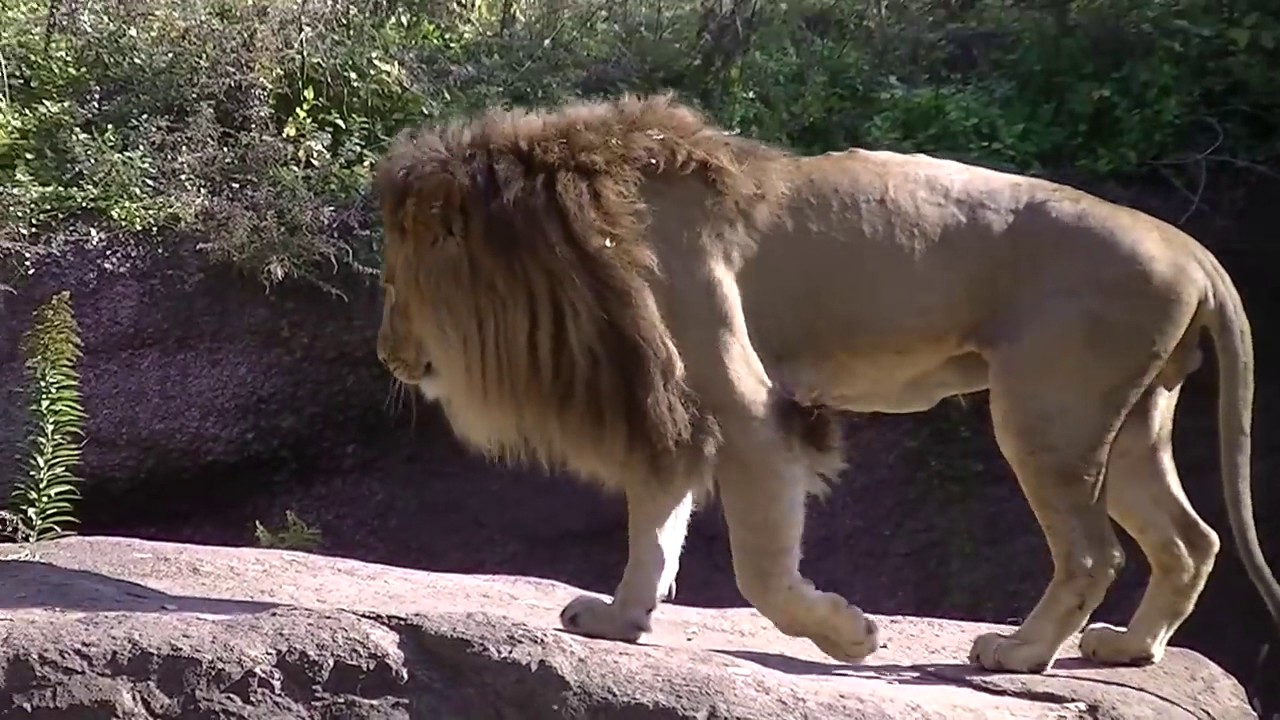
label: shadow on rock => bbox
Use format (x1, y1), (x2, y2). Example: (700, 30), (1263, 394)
(717, 647), (1251, 719)
(0, 559), (278, 615)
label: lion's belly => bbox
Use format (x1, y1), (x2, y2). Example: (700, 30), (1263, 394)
(770, 349), (990, 414)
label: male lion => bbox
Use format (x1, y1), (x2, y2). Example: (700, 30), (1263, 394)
(373, 93), (1280, 673)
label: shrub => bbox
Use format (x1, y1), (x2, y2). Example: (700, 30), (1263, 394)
(1, 0), (1275, 286)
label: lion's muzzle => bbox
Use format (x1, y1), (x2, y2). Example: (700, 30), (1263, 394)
(378, 351), (445, 401)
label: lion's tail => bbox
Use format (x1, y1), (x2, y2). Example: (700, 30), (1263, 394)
(1199, 245), (1280, 632)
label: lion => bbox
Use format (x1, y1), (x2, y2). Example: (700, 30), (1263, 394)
(373, 92), (1280, 673)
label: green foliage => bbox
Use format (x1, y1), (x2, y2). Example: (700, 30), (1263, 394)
(717, 0), (1279, 176)
(6, 291), (87, 544)
(254, 509), (323, 552)
(2, 0), (1277, 285)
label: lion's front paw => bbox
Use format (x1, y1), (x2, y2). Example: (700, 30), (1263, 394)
(803, 592), (880, 663)
(559, 594), (650, 642)
(968, 631), (1055, 673)
(1079, 622), (1159, 666)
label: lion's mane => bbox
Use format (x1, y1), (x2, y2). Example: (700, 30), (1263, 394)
(375, 93), (831, 490)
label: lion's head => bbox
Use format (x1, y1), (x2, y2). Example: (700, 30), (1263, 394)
(373, 93), (790, 488)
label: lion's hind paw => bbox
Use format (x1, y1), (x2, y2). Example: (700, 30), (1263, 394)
(968, 631), (1056, 673)
(1079, 622), (1160, 666)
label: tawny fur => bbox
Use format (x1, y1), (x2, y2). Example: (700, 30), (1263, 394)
(375, 92), (1280, 675)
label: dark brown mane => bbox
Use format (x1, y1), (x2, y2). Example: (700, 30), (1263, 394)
(373, 93), (800, 490)
(376, 93), (791, 256)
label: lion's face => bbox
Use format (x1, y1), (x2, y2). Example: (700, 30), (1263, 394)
(376, 280), (445, 401)
(375, 232), (449, 401)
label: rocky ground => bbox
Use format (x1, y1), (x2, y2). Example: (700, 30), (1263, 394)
(0, 536), (1261, 719)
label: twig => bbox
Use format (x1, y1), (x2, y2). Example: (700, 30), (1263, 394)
(1183, 160), (1207, 224)
(515, 2), (608, 75)
(1202, 155), (1280, 182)
(1144, 115), (1280, 223)
(42, 0), (57, 52)
(1147, 116), (1225, 167)
(298, 0), (308, 93)
(1155, 162), (1207, 224)
(1146, 115), (1280, 181)
(0, 48), (10, 106)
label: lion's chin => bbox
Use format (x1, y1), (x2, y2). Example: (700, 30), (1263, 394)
(417, 375), (446, 401)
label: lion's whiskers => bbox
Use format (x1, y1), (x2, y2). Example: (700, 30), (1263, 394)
(383, 377), (410, 418)
(381, 377), (398, 414)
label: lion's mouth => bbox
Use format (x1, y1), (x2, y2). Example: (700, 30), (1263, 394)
(403, 363), (445, 401)
(385, 359), (441, 395)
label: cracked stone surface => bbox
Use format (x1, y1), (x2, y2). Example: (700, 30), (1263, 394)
(0, 536), (1260, 719)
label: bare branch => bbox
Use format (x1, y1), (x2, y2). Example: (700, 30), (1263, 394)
(1202, 155), (1280, 182)
(515, 1), (608, 75)
(0, 49), (9, 107)
(1144, 115), (1280, 223)
(1154, 160), (1208, 225)
(1148, 116), (1225, 167)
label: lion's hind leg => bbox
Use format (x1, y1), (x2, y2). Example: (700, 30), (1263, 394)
(560, 481), (695, 642)
(1080, 383), (1221, 665)
(970, 306), (1180, 673)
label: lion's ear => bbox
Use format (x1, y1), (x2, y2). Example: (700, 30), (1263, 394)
(375, 132), (471, 247)
(391, 162), (470, 248)
(427, 168), (469, 242)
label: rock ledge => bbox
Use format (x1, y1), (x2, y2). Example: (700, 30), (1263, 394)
(0, 537), (1259, 719)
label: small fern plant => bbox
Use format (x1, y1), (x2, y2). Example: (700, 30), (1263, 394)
(254, 509), (324, 552)
(8, 290), (87, 543)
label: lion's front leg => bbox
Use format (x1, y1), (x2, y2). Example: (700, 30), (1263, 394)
(673, 257), (877, 663)
(559, 482), (695, 642)
(716, 419), (880, 663)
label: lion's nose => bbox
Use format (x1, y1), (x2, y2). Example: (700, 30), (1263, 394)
(423, 361), (435, 375)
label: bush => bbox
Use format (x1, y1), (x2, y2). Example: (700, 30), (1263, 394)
(2, 0), (1276, 287)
